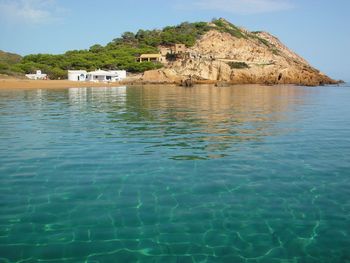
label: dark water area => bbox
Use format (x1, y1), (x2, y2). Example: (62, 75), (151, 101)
(0, 85), (349, 262)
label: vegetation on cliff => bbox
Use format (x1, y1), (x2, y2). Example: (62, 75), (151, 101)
(211, 19), (246, 39)
(227, 62), (250, 69)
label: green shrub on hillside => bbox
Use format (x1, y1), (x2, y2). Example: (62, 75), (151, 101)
(227, 62), (250, 69)
(212, 19), (246, 39)
(0, 62), (9, 71)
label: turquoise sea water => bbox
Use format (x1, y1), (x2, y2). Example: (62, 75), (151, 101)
(0, 85), (349, 263)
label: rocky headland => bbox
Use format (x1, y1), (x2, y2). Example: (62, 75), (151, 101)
(140, 19), (338, 86)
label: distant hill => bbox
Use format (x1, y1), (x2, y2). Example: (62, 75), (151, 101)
(0, 18), (338, 85)
(0, 50), (23, 77)
(0, 50), (22, 64)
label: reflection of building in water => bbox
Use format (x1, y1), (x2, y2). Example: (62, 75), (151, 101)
(69, 88), (88, 105)
(90, 86), (127, 104)
(68, 87), (127, 108)
(30, 89), (48, 110)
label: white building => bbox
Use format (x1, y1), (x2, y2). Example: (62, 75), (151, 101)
(86, 69), (127, 82)
(68, 70), (87, 82)
(67, 69), (127, 82)
(109, 70), (127, 81)
(25, 70), (47, 80)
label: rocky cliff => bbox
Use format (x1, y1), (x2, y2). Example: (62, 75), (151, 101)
(141, 19), (338, 86)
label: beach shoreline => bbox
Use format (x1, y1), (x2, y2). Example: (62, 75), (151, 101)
(0, 79), (131, 90)
(0, 78), (230, 90)
(0, 78), (344, 90)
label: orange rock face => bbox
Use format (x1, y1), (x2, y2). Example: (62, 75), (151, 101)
(142, 24), (338, 86)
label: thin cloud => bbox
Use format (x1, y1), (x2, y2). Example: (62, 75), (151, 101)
(192, 0), (294, 14)
(0, 0), (66, 24)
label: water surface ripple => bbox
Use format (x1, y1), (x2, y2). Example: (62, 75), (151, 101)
(0, 85), (349, 262)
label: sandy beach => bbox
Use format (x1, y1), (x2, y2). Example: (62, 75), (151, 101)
(0, 78), (129, 90)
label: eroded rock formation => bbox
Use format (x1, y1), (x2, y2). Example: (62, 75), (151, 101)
(141, 19), (338, 86)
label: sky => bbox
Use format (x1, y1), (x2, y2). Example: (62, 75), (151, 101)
(0, 0), (349, 80)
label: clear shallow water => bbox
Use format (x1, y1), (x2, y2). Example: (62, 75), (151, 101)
(0, 85), (349, 263)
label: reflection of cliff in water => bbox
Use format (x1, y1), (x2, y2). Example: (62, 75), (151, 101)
(108, 85), (309, 160)
(1, 85), (310, 160)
